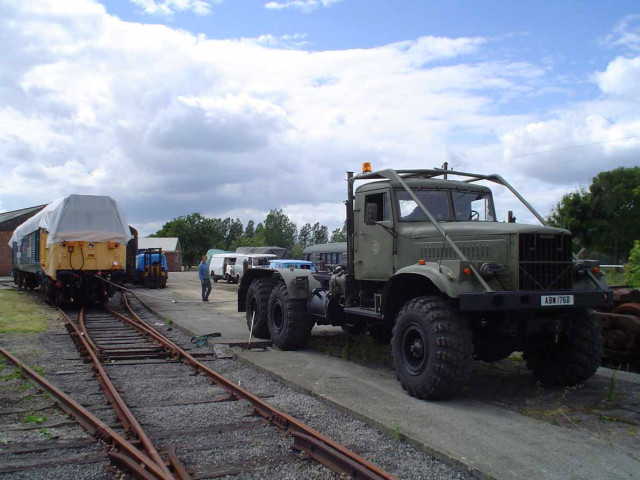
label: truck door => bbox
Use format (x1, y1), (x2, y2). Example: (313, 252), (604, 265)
(354, 189), (394, 280)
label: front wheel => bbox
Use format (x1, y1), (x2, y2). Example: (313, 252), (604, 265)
(392, 296), (473, 400)
(524, 309), (602, 386)
(268, 283), (313, 350)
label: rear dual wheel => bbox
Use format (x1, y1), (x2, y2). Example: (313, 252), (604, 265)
(268, 283), (313, 350)
(246, 278), (272, 339)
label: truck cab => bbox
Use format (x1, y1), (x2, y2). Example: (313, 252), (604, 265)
(354, 179), (495, 281)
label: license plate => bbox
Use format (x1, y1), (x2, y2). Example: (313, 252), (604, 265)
(541, 295), (574, 306)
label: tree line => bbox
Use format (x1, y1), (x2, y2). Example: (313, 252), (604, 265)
(548, 166), (640, 265)
(152, 209), (346, 267)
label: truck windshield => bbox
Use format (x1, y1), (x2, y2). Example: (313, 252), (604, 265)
(397, 189), (496, 222)
(451, 191), (496, 221)
(398, 190), (452, 221)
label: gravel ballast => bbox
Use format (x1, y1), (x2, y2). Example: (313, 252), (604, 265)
(1, 289), (474, 479)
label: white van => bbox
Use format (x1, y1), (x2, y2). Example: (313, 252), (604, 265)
(209, 253), (239, 283)
(234, 253), (277, 282)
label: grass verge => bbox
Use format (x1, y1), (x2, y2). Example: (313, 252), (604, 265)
(308, 332), (393, 369)
(0, 290), (48, 333)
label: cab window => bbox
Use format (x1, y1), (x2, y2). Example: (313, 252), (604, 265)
(364, 192), (390, 222)
(451, 191), (496, 221)
(397, 190), (452, 222)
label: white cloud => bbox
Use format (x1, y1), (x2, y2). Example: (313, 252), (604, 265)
(144, 94), (288, 151)
(264, 0), (342, 13)
(594, 56), (640, 97)
(493, 19), (640, 192)
(392, 36), (486, 66)
(1, 1), (639, 234)
(251, 33), (309, 49)
(130, 0), (221, 17)
(499, 108), (640, 186)
(602, 15), (640, 52)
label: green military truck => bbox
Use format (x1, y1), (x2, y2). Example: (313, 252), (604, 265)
(239, 166), (612, 399)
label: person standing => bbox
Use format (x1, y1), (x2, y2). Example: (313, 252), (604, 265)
(198, 256), (212, 302)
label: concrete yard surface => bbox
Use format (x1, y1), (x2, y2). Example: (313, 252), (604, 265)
(133, 271), (640, 480)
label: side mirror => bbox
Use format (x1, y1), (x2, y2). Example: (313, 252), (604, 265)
(365, 203), (379, 225)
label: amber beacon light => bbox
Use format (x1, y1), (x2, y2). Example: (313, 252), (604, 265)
(362, 162), (372, 173)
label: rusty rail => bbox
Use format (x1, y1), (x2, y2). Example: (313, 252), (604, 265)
(117, 293), (397, 480)
(0, 346), (172, 480)
(60, 308), (177, 479)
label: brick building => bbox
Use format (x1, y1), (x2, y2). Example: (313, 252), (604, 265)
(0, 205), (47, 276)
(137, 237), (183, 272)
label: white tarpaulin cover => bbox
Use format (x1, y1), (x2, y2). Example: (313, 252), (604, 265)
(9, 194), (132, 247)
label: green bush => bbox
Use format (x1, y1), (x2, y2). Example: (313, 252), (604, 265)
(625, 240), (640, 288)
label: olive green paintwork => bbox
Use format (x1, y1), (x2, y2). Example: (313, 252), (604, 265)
(272, 267), (322, 300)
(352, 175), (605, 299)
(237, 267), (321, 312)
(238, 168), (607, 316)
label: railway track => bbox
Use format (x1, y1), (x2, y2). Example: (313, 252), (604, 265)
(2, 292), (396, 480)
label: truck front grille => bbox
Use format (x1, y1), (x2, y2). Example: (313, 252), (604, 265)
(518, 233), (573, 291)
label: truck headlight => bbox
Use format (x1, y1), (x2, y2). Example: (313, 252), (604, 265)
(479, 262), (501, 277)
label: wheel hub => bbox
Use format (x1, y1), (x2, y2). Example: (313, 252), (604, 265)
(402, 324), (428, 375)
(409, 339), (424, 358)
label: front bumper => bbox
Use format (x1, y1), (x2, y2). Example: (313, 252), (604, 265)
(458, 289), (613, 312)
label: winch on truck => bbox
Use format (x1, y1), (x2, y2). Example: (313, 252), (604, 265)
(238, 164), (612, 400)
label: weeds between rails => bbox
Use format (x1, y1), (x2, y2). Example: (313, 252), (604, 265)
(53, 292), (397, 480)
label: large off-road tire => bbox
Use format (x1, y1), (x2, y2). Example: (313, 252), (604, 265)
(391, 296), (473, 400)
(524, 309), (603, 386)
(246, 278), (272, 339)
(268, 283), (313, 350)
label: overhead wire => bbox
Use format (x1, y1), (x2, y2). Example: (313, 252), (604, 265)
(456, 134), (639, 168)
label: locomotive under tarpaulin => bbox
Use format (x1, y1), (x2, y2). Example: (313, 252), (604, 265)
(10, 194), (131, 305)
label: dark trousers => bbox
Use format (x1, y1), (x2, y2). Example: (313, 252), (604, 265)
(201, 279), (212, 301)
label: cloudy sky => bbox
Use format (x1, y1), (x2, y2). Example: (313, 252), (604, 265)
(1, 0), (639, 236)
